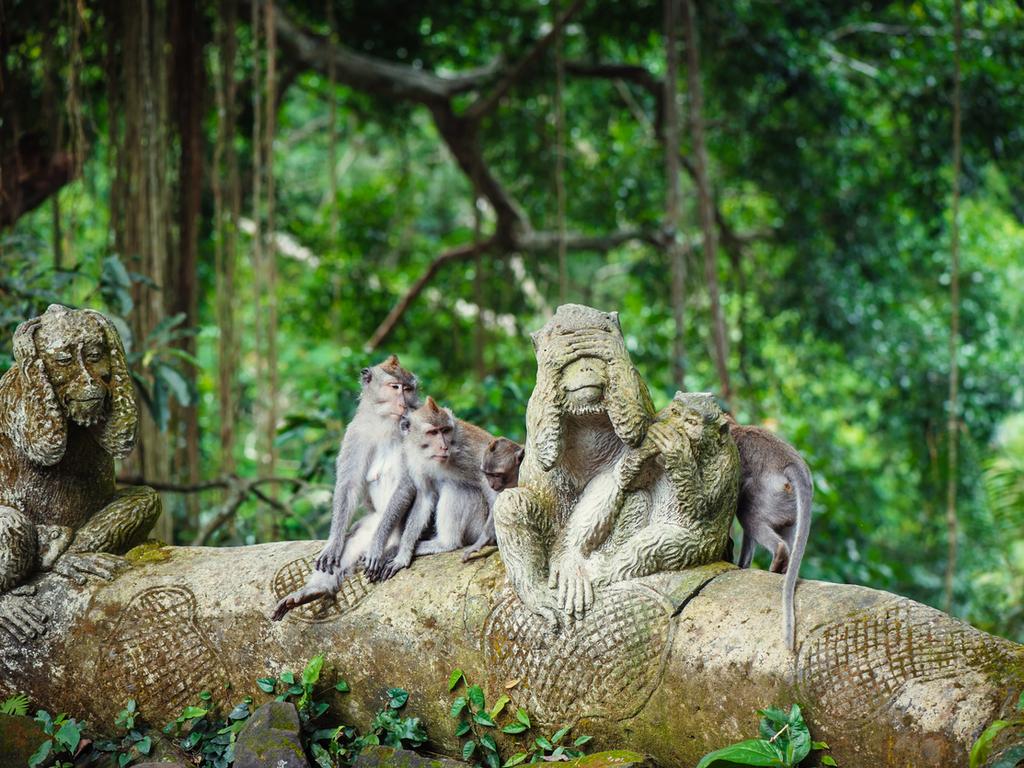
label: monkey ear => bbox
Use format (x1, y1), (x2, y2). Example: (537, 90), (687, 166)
(424, 396), (440, 413)
(386, 354), (400, 367)
(515, 447), (526, 466)
(83, 310), (139, 459)
(608, 311), (621, 332)
(9, 317), (67, 466)
(360, 367), (373, 385)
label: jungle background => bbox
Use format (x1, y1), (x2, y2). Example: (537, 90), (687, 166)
(1, 0), (1022, 642)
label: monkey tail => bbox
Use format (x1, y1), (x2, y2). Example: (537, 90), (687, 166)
(783, 463), (813, 652)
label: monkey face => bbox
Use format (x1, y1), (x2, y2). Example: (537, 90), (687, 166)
(560, 357), (608, 415)
(403, 397), (456, 464)
(668, 393), (730, 452)
(481, 438), (525, 492)
(363, 355), (419, 421)
(36, 314), (112, 428)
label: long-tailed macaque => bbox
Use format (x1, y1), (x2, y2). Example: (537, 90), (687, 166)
(728, 417), (814, 651)
(460, 437), (525, 561)
(270, 356), (418, 621)
(363, 398), (494, 581)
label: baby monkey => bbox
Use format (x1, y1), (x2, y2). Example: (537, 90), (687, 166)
(728, 416), (813, 651)
(461, 437), (525, 561)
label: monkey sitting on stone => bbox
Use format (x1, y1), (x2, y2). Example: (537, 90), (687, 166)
(728, 415), (813, 651)
(461, 437), (525, 561)
(271, 355), (419, 621)
(362, 398), (496, 581)
(0, 305), (161, 641)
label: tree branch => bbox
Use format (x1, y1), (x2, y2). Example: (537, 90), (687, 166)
(466, 0), (587, 121)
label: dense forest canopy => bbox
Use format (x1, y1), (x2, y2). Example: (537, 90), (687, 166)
(1, 0), (1022, 641)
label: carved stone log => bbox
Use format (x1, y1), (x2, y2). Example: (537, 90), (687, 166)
(0, 541), (1020, 768)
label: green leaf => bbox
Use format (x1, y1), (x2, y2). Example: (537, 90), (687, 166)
(485, 750), (501, 768)
(280, 672), (295, 684)
(154, 362), (192, 406)
(574, 735), (593, 747)
(695, 739), (786, 768)
(451, 697), (468, 718)
(468, 685), (486, 711)
(989, 744), (1024, 768)
(199, 690), (213, 701)
(455, 722), (471, 737)
(54, 720), (81, 752)
(481, 733), (499, 753)
(27, 739), (52, 768)
(179, 706), (208, 720)
(473, 712), (497, 727)
(515, 708), (530, 727)
(136, 735), (153, 755)
(257, 678), (276, 693)
(821, 757), (838, 767)
(463, 740), (477, 761)
(302, 653), (325, 686)
(0, 693), (29, 716)
(448, 668), (465, 691)
(535, 736), (553, 750)
(490, 694), (511, 719)
(552, 725), (571, 744)
(501, 722), (528, 735)
(970, 720), (1011, 768)
(811, 741), (830, 750)
(335, 680), (350, 693)
(503, 752), (528, 767)
(387, 688), (409, 709)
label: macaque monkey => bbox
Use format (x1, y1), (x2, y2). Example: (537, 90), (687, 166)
(728, 416), (814, 651)
(461, 437), (525, 561)
(363, 398), (494, 581)
(270, 355), (418, 621)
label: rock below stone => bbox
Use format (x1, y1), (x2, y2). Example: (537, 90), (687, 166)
(233, 700), (308, 768)
(0, 714), (49, 768)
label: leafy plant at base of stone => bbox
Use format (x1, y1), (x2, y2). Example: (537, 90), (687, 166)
(94, 698), (154, 766)
(447, 667), (592, 767)
(0, 693), (29, 715)
(162, 689), (253, 768)
(970, 691), (1024, 768)
(695, 704), (835, 768)
(27, 709), (85, 768)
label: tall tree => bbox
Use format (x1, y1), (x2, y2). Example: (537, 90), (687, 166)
(663, 0), (688, 388)
(945, 0), (963, 613)
(681, 0), (731, 405)
(554, 0), (569, 305)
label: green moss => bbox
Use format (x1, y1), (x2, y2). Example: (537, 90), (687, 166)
(125, 540), (171, 564)
(570, 750), (648, 767)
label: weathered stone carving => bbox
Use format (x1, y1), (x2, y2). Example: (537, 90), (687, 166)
(0, 304), (161, 640)
(493, 304), (739, 626)
(272, 555), (370, 623)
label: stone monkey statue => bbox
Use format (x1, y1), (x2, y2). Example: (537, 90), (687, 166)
(461, 437), (525, 561)
(0, 305), (161, 640)
(493, 304), (739, 628)
(728, 416), (814, 650)
(271, 355), (419, 620)
(362, 397), (495, 581)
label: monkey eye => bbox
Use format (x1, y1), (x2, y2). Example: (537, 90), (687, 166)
(390, 383), (401, 390)
(54, 352), (73, 365)
(442, 427), (453, 434)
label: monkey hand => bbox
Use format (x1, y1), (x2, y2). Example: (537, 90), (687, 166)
(0, 599), (49, 642)
(646, 413), (692, 465)
(52, 552), (126, 586)
(363, 551), (393, 582)
(314, 538), (345, 573)
(548, 553), (594, 620)
(373, 552), (411, 583)
(564, 330), (628, 365)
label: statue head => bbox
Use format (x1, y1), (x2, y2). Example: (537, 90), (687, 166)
(528, 304), (654, 471)
(663, 391), (732, 455)
(10, 305), (138, 464)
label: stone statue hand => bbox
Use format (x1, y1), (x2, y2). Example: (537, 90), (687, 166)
(0, 598), (48, 641)
(52, 552), (125, 586)
(646, 410), (692, 465)
(549, 553), (594, 619)
(564, 331), (628, 365)
(314, 537), (345, 573)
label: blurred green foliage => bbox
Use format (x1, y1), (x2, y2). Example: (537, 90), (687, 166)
(1, 0), (1022, 641)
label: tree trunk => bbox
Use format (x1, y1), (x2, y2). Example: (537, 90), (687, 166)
(663, 0), (688, 388)
(2, 547), (1020, 768)
(681, 0), (731, 407)
(944, 0), (963, 615)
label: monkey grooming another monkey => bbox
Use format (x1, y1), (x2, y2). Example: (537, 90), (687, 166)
(461, 437), (525, 561)
(729, 416), (814, 651)
(271, 355), (418, 621)
(363, 398), (494, 581)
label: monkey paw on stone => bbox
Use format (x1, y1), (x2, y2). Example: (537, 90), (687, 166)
(314, 538), (346, 574)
